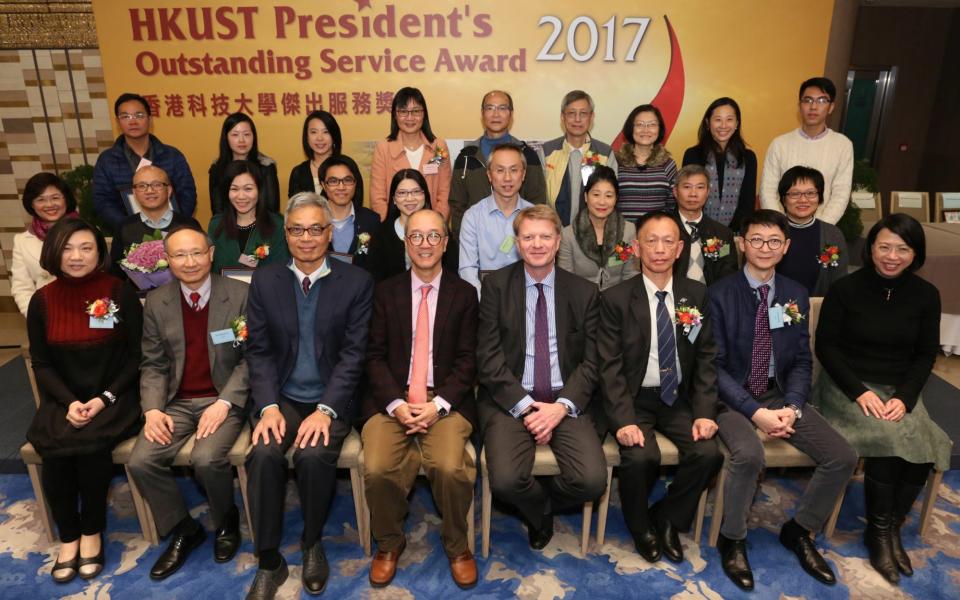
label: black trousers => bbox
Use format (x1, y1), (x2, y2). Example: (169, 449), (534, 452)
(618, 388), (722, 537)
(865, 456), (932, 486)
(41, 450), (114, 543)
(245, 399), (350, 553)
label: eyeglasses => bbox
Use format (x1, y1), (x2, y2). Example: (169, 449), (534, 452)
(785, 190), (819, 200)
(168, 250), (208, 262)
(396, 108), (424, 118)
(395, 189), (425, 199)
(482, 104), (512, 113)
(563, 110), (592, 120)
(286, 224), (331, 237)
(323, 176), (356, 187)
(33, 193), (65, 205)
(118, 112), (148, 121)
(406, 232), (445, 246)
(746, 237), (785, 250)
(132, 182), (169, 192)
(800, 96), (831, 106)
(634, 121), (659, 129)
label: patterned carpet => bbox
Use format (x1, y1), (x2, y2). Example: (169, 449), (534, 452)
(0, 467), (958, 599)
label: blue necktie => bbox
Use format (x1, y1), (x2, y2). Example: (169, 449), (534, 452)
(532, 283), (552, 403)
(655, 290), (678, 406)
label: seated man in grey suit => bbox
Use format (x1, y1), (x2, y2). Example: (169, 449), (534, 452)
(128, 224), (250, 580)
(478, 204), (606, 550)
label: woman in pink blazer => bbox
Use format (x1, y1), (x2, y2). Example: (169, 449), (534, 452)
(370, 87), (451, 221)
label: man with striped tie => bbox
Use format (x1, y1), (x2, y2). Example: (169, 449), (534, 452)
(598, 210), (722, 565)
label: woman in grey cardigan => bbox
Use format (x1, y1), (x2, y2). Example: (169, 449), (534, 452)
(775, 166), (849, 296)
(558, 166), (640, 290)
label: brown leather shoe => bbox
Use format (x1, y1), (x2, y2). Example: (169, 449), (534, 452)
(448, 551), (478, 589)
(369, 539), (405, 587)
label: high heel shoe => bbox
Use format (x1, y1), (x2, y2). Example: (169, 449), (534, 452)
(78, 534), (105, 580)
(52, 554), (79, 583)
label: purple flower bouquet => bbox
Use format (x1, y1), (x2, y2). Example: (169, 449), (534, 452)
(119, 239), (173, 291)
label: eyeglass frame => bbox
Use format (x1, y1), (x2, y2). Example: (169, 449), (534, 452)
(132, 181), (170, 192)
(405, 231), (446, 246)
(745, 237), (786, 250)
(286, 224), (332, 237)
(118, 112), (149, 121)
(323, 176), (356, 187)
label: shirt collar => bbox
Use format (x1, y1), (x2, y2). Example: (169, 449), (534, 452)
(289, 258), (331, 286)
(642, 273), (673, 300)
(524, 267), (556, 289)
(562, 136), (592, 153)
(180, 275), (212, 307)
(482, 193), (525, 217)
(141, 206), (174, 229)
(331, 205), (356, 229)
(743, 267), (775, 289)
(411, 269), (443, 292)
(798, 127), (830, 141)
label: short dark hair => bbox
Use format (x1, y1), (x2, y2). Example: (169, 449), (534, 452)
(481, 90), (514, 111)
(388, 87), (436, 143)
(798, 77), (837, 102)
(113, 93), (151, 116)
(622, 104), (666, 146)
(163, 222), (211, 253)
(386, 168), (432, 222)
(777, 166), (824, 205)
(636, 210), (680, 236)
(584, 164), (619, 196)
(21, 172), (77, 217)
(487, 143), (526, 168)
(862, 213), (926, 272)
(317, 154), (365, 212)
(740, 208), (790, 239)
(40, 217), (110, 276)
(302, 110), (342, 160)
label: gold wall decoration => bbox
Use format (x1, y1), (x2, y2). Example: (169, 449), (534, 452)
(0, 2), (97, 49)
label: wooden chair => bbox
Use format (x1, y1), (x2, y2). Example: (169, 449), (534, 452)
(934, 192), (960, 222)
(890, 191), (930, 222)
(850, 191), (882, 223)
(233, 428), (366, 551)
(595, 434), (709, 548)
(358, 442), (476, 557)
(480, 444), (594, 558)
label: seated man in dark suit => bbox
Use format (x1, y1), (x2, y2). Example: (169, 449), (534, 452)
(129, 225), (249, 580)
(243, 192), (373, 600)
(709, 209), (857, 589)
(598, 211), (722, 564)
(672, 164), (738, 286)
(363, 209), (479, 589)
(478, 205), (606, 551)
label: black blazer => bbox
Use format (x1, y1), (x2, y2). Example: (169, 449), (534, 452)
(476, 262), (600, 420)
(363, 269), (478, 427)
(599, 274), (719, 433)
(672, 212), (739, 286)
(245, 259), (374, 417)
(367, 217), (460, 282)
(288, 160), (316, 198)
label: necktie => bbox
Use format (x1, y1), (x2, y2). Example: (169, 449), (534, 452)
(189, 292), (201, 311)
(748, 284), (772, 397)
(408, 285), (431, 404)
(302, 276), (311, 296)
(532, 283), (552, 403)
(686, 221), (700, 242)
(655, 290), (678, 406)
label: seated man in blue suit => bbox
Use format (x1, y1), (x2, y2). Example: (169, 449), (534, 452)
(709, 209), (856, 590)
(243, 192), (374, 600)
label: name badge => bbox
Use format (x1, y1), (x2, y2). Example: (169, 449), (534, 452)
(210, 329), (236, 345)
(607, 255), (624, 267)
(422, 162), (439, 175)
(687, 322), (702, 343)
(237, 254), (259, 268)
(719, 244), (731, 258)
(498, 234), (515, 253)
(768, 305), (785, 329)
(89, 316), (116, 329)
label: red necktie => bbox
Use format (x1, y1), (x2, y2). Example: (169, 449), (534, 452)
(190, 292), (201, 311)
(408, 285), (431, 404)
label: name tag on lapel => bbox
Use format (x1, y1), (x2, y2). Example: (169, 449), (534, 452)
(768, 305), (785, 329)
(210, 329), (236, 345)
(422, 162), (439, 175)
(498, 235), (515, 253)
(687, 322), (701, 343)
(89, 316), (116, 329)
(719, 244), (731, 258)
(237, 254), (259, 268)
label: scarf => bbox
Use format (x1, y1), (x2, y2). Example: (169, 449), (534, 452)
(704, 152), (744, 226)
(29, 211), (80, 240)
(574, 207), (627, 269)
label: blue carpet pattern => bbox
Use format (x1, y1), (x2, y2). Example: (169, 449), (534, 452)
(0, 468), (958, 599)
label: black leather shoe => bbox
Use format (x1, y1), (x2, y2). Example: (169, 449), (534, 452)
(653, 511), (683, 563)
(214, 506), (241, 563)
(780, 530), (836, 585)
(718, 534), (754, 591)
(246, 556), (288, 600)
(633, 527), (661, 563)
(301, 541), (330, 595)
(51, 554), (78, 583)
(528, 514), (554, 550)
(149, 525), (206, 580)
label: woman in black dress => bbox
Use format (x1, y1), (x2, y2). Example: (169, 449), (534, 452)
(815, 213), (949, 585)
(208, 112), (280, 215)
(26, 218), (142, 583)
(288, 110), (342, 196)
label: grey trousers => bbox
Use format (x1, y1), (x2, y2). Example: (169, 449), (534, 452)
(716, 392), (858, 540)
(128, 396), (244, 537)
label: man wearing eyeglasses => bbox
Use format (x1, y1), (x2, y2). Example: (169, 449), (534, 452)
(759, 77), (853, 225)
(128, 224), (250, 580)
(93, 93), (197, 233)
(449, 90), (547, 237)
(109, 164), (201, 279)
(362, 208), (479, 589)
(708, 209), (856, 590)
(243, 192), (373, 600)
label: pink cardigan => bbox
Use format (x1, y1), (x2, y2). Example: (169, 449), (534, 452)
(370, 133), (451, 220)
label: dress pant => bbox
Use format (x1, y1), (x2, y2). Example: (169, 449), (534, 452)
(246, 398), (351, 552)
(618, 388), (722, 537)
(482, 405), (606, 527)
(127, 395), (245, 536)
(362, 412), (475, 557)
(716, 389), (858, 540)
(42, 449), (114, 543)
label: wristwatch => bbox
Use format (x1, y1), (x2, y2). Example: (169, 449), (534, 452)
(316, 405), (335, 418)
(100, 390), (117, 405)
(433, 399), (449, 418)
(786, 404), (803, 420)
